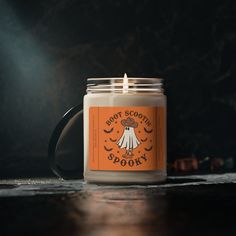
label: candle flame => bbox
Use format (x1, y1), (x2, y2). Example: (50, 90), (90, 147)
(123, 73), (128, 92)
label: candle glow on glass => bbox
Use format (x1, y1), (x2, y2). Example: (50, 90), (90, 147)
(123, 73), (128, 93)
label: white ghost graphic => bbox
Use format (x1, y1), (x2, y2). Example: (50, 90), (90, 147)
(117, 117), (140, 157)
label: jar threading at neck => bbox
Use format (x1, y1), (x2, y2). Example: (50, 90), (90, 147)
(86, 78), (164, 94)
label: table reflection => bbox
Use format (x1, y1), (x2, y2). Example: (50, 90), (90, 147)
(64, 187), (167, 235)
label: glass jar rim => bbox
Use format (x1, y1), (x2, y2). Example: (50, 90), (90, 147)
(87, 77), (164, 94)
(87, 77), (163, 82)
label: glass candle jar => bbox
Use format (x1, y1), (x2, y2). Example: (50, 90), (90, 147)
(84, 76), (166, 184)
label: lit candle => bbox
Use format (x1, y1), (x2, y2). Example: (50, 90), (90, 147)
(123, 73), (128, 93)
(84, 76), (166, 183)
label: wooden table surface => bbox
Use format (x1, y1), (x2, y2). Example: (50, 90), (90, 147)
(0, 174), (236, 236)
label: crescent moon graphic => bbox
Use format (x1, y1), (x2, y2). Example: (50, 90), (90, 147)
(145, 146), (153, 151)
(104, 146), (113, 152)
(109, 138), (117, 142)
(144, 128), (153, 133)
(104, 128), (114, 133)
(141, 138), (147, 142)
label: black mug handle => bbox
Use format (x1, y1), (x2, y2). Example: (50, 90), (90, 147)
(48, 104), (83, 179)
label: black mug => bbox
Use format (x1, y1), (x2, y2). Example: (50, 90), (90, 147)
(48, 104), (84, 179)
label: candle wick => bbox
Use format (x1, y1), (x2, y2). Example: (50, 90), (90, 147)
(123, 73), (128, 93)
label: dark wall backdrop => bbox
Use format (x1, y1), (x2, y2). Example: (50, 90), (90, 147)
(0, 0), (235, 177)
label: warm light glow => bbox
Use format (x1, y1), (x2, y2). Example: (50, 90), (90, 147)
(123, 73), (128, 93)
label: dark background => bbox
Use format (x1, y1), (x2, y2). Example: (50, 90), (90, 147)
(0, 0), (235, 178)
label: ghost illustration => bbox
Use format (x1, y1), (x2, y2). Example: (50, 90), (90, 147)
(117, 117), (140, 157)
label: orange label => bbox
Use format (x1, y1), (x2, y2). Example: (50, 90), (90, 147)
(89, 107), (166, 171)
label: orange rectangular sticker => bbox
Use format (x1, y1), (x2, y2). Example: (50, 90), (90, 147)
(89, 107), (166, 171)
